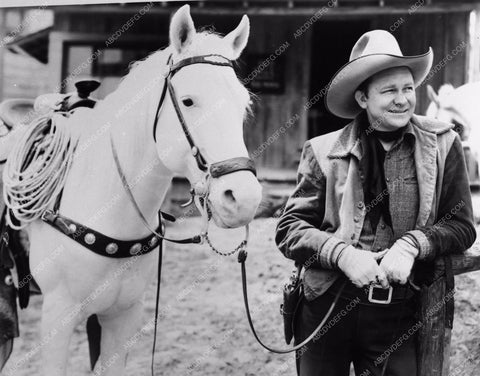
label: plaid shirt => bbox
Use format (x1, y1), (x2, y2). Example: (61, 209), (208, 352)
(358, 123), (418, 253)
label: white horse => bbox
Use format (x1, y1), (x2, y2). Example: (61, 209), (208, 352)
(4, 5), (262, 375)
(426, 82), (480, 183)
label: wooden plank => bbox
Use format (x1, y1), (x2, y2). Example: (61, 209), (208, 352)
(451, 246), (480, 275)
(245, 16), (309, 171)
(443, 12), (469, 86)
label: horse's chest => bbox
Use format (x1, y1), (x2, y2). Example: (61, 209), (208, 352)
(29, 224), (157, 313)
(90, 255), (157, 312)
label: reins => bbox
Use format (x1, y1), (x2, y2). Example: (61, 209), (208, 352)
(238, 247), (346, 354)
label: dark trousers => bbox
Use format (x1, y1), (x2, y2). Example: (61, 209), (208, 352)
(294, 290), (418, 376)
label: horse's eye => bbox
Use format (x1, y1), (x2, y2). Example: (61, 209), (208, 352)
(182, 98), (194, 107)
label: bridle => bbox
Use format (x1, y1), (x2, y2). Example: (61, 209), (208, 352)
(153, 53), (255, 174)
(154, 53), (256, 255)
(112, 52), (257, 253)
(431, 102), (468, 137)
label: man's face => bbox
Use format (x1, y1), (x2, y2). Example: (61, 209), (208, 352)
(355, 67), (416, 131)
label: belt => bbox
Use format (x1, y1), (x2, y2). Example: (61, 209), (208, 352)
(328, 278), (415, 305)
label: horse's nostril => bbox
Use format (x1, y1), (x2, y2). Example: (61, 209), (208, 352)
(223, 189), (236, 204)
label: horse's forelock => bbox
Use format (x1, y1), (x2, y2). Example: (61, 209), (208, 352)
(170, 30), (252, 114)
(172, 31), (234, 61)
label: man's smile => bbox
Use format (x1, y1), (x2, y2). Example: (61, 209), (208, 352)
(388, 108), (409, 114)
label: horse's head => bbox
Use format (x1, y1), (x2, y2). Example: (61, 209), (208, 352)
(426, 84), (469, 139)
(154, 5), (262, 228)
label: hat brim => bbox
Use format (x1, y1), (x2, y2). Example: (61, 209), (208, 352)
(0, 99), (35, 128)
(325, 48), (433, 119)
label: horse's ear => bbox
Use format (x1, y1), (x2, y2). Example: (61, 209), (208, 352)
(224, 15), (250, 60)
(169, 5), (196, 54)
(427, 85), (440, 107)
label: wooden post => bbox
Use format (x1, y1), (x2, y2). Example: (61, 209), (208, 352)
(417, 245), (480, 375)
(418, 274), (449, 375)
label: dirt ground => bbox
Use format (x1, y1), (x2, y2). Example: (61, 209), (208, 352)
(3, 216), (480, 376)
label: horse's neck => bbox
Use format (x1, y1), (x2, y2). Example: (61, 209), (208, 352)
(58, 78), (173, 239)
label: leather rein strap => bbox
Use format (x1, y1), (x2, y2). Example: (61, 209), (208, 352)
(110, 137), (202, 245)
(238, 249), (346, 354)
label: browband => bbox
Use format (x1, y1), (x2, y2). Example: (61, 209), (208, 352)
(169, 54), (234, 77)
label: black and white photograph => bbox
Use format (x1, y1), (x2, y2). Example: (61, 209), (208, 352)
(0, 0), (479, 375)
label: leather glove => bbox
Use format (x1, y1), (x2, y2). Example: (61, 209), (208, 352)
(379, 236), (419, 285)
(337, 245), (389, 288)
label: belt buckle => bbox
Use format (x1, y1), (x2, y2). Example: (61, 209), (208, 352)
(368, 284), (393, 304)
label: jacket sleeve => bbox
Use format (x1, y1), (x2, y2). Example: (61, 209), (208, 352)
(408, 134), (477, 260)
(275, 141), (349, 269)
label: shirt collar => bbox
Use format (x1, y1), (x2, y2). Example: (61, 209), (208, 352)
(327, 112), (418, 159)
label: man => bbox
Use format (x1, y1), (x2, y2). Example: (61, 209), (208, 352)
(275, 30), (476, 376)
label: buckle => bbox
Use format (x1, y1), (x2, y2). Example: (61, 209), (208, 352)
(368, 284), (393, 304)
(41, 209), (54, 221)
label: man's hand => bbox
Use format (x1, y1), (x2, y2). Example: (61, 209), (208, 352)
(379, 237), (419, 284)
(337, 245), (389, 288)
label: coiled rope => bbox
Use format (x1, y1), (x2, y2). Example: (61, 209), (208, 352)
(3, 113), (76, 230)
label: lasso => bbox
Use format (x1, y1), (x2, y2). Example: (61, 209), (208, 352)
(3, 113), (76, 230)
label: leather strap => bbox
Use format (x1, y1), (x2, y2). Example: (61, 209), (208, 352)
(110, 135), (202, 245)
(169, 54), (233, 77)
(238, 249), (345, 354)
(41, 210), (161, 258)
(151, 222), (163, 375)
(210, 157), (256, 178)
(166, 78), (208, 171)
(152, 76), (169, 143)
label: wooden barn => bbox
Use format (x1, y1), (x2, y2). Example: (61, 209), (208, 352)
(3, 0), (480, 182)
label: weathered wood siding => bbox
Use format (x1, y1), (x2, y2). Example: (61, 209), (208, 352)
(244, 16), (310, 177)
(3, 51), (50, 99)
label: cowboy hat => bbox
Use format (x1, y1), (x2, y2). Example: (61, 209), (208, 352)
(325, 29), (433, 119)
